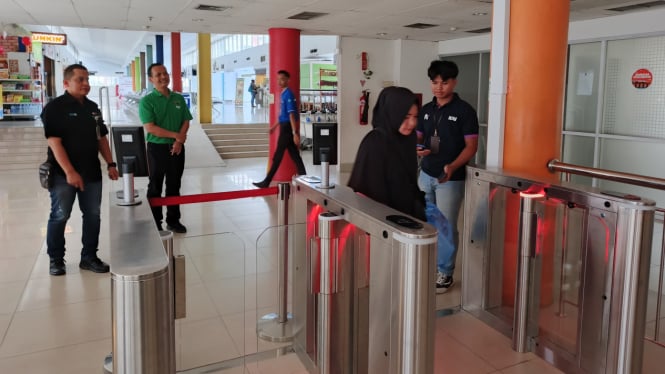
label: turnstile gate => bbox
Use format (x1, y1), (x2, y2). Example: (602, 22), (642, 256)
(462, 166), (655, 374)
(292, 177), (437, 374)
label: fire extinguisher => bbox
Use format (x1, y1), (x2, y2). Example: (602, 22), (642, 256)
(359, 90), (369, 125)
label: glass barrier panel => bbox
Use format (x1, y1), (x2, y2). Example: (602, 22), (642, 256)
(645, 211), (665, 344)
(173, 231), (247, 372)
(485, 184), (516, 324)
(536, 199), (585, 356)
(252, 222), (313, 373)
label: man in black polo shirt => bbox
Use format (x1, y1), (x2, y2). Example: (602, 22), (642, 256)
(416, 60), (479, 293)
(42, 64), (119, 276)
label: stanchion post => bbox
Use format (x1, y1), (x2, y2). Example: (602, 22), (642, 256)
(316, 151), (334, 190)
(257, 182), (298, 342)
(116, 158), (141, 206)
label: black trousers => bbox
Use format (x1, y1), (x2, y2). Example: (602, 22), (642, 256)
(262, 122), (307, 184)
(146, 142), (185, 226)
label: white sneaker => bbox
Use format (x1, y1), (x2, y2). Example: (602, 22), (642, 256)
(436, 271), (454, 294)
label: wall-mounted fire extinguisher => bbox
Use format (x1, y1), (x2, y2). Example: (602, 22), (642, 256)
(359, 90), (370, 125)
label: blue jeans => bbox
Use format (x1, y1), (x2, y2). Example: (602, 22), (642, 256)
(418, 173), (465, 276)
(46, 174), (102, 261)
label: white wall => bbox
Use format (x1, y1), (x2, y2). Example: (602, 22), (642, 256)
(394, 40), (437, 99)
(569, 8), (665, 42)
(337, 37), (438, 171)
(437, 8), (665, 55)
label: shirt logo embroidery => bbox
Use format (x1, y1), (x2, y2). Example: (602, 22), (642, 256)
(424, 114), (429, 120)
(448, 116), (458, 121)
(68, 113), (77, 117)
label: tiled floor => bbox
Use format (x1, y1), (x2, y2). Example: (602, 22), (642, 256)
(0, 101), (662, 373)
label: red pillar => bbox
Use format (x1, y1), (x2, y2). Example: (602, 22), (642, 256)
(268, 28), (300, 182)
(171, 32), (182, 93)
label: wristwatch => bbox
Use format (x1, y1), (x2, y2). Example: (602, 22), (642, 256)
(107, 162), (117, 169)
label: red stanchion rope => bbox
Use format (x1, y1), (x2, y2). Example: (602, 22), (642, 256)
(149, 186), (279, 207)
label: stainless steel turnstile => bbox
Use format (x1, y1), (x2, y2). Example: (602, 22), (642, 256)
(462, 166), (655, 374)
(292, 177), (438, 374)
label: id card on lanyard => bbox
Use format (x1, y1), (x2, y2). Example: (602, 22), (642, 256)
(429, 112), (442, 154)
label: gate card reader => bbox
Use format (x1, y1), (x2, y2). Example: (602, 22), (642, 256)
(386, 215), (424, 229)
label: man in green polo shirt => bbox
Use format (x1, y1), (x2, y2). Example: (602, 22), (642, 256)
(139, 63), (192, 233)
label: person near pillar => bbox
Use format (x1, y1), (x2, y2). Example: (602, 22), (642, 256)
(41, 63), (119, 276)
(253, 70), (306, 188)
(348, 86), (426, 220)
(139, 63), (192, 233)
(248, 79), (258, 107)
(417, 60), (479, 293)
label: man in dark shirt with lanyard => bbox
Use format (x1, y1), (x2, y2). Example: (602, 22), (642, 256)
(42, 64), (119, 276)
(417, 60), (479, 293)
(253, 70), (306, 188)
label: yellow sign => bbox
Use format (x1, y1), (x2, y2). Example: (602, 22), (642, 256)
(31, 32), (67, 45)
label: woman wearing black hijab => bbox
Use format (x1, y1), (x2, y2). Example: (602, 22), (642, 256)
(348, 86), (426, 221)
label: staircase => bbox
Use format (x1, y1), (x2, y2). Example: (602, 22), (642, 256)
(202, 124), (269, 159)
(0, 127), (47, 171)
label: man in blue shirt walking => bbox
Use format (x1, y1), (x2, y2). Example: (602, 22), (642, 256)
(253, 70), (306, 188)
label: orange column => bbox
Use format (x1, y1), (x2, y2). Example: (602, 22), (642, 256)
(130, 60), (136, 92)
(503, 0), (569, 179)
(171, 32), (182, 93)
(501, 0), (570, 307)
(268, 28), (300, 182)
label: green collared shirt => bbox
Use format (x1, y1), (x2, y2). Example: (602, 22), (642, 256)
(139, 88), (193, 144)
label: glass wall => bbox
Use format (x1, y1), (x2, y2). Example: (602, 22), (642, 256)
(442, 52), (490, 165)
(562, 35), (665, 206)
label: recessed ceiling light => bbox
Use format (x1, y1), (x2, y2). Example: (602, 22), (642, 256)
(193, 18), (204, 22)
(377, 32), (387, 36)
(472, 12), (488, 16)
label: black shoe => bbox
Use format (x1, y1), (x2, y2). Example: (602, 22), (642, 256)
(49, 258), (66, 276)
(436, 272), (454, 294)
(252, 181), (269, 188)
(166, 222), (187, 233)
(79, 257), (110, 273)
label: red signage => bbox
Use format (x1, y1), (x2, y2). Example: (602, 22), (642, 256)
(631, 68), (652, 89)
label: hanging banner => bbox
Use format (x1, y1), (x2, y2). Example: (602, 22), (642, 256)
(631, 68), (652, 89)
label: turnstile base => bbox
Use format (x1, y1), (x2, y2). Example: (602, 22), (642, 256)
(103, 353), (112, 373)
(257, 313), (297, 342)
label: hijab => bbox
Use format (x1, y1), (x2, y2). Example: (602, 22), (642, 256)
(371, 86), (419, 170)
(348, 86), (426, 220)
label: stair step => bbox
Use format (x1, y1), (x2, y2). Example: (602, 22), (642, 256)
(211, 139), (268, 147)
(0, 131), (45, 141)
(219, 150), (269, 159)
(0, 161), (41, 171)
(215, 144), (268, 152)
(0, 153), (44, 163)
(207, 133), (268, 141)
(0, 139), (46, 147)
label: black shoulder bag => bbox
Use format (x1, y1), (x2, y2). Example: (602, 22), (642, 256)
(38, 161), (53, 189)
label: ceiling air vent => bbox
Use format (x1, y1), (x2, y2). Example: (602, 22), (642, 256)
(404, 23), (438, 29)
(467, 27), (492, 34)
(195, 4), (231, 12)
(607, 0), (665, 12)
(288, 12), (329, 20)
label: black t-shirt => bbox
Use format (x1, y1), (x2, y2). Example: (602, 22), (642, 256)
(42, 92), (107, 182)
(417, 94), (479, 181)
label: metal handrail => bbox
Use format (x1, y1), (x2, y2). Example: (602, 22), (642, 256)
(548, 159), (665, 190)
